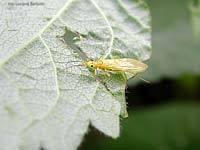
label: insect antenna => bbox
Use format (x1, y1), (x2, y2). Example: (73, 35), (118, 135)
(66, 60), (83, 64)
(65, 64), (84, 70)
(65, 60), (83, 67)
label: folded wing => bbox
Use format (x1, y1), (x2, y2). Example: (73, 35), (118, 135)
(102, 58), (148, 73)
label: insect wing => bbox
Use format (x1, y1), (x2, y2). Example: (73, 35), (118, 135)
(103, 58), (147, 73)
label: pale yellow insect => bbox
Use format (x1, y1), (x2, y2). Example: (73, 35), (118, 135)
(82, 57), (148, 79)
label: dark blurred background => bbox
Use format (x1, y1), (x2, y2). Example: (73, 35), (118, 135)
(80, 0), (200, 149)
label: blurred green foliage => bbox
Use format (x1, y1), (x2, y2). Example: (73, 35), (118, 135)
(82, 103), (200, 150)
(130, 0), (200, 85)
(190, 0), (200, 39)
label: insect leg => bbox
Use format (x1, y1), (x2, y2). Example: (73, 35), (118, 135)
(121, 72), (128, 81)
(102, 69), (110, 78)
(99, 56), (104, 60)
(126, 73), (150, 83)
(105, 70), (111, 81)
(94, 68), (98, 81)
(137, 76), (150, 83)
(99, 69), (111, 84)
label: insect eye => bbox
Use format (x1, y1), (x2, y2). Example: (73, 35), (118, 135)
(91, 65), (93, 67)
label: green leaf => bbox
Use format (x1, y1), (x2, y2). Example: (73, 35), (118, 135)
(130, 0), (200, 85)
(190, 0), (200, 40)
(0, 0), (151, 149)
(82, 102), (200, 150)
